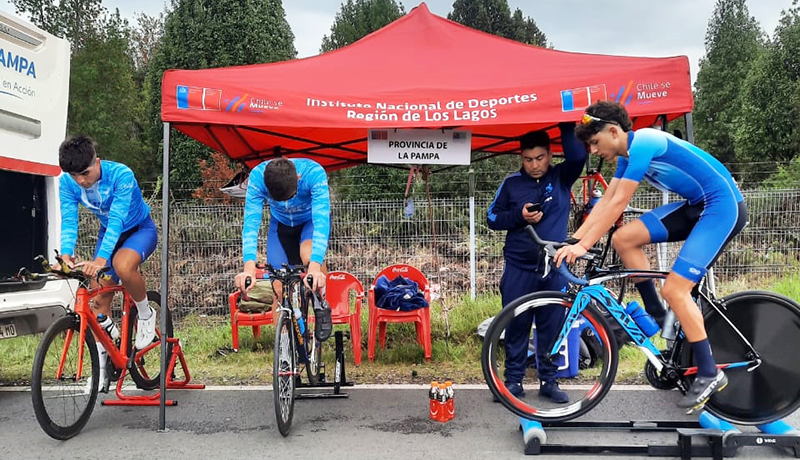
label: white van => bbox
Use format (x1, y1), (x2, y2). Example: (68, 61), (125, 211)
(0, 11), (74, 339)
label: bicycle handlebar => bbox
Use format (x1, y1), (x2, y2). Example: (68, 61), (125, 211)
(20, 253), (112, 284)
(524, 226), (590, 286)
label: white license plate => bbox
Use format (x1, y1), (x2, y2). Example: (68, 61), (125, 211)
(0, 321), (18, 339)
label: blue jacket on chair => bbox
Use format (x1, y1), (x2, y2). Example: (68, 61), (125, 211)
(374, 275), (429, 311)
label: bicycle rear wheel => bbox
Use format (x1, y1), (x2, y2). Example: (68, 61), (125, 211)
(274, 309), (296, 437)
(31, 314), (99, 440)
(482, 291), (619, 422)
(126, 291), (174, 390)
(682, 290), (800, 424)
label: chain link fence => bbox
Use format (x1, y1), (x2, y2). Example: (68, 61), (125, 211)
(72, 174), (800, 323)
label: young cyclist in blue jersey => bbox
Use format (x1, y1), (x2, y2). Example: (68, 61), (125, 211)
(58, 136), (159, 392)
(555, 101), (747, 412)
(487, 123), (586, 403)
(234, 157), (332, 340)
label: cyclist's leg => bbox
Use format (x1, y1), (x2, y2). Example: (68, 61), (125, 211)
(297, 220), (328, 282)
(267, 219), (292, 315)
(112, 217), (159, 348)
(666, 199), (746, 408)
(297, 221), (332, 340)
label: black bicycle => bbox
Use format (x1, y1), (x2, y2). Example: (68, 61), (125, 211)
(482, 226), (800, 425)
(246, 264), (323, 437)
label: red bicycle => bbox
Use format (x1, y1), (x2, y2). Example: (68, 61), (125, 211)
(24, 253), (172, 439)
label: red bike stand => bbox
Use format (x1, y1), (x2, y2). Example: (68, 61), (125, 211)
(102, 337), (205, 407)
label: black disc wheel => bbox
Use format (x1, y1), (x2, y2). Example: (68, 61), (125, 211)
(126, 291), (174, 390)
(31, 315), (100, 440)
(274, 309), (296, 437)
(481, 291), (619, 422)
(681, 291), (800, 424)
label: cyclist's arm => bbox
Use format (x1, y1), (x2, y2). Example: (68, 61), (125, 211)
(242, 167), (266, 266)
(59, 175), (80, 260)
(307, 164), (331, 267)
(487, 177), (523, 231)
(94, 169), (136, 262)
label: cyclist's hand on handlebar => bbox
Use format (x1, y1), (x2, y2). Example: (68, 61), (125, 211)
(554, 243), (587, 267)
(76, 257), (107, 277)
(305, 262), (325, 292)
(52, 254), (76, 272)
(235, 270), (256, 295)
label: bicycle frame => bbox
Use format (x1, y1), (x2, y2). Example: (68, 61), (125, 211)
(62, 283), (136, 381)
(548, 268), (762, 379)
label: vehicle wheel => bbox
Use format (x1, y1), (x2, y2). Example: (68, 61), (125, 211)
(127, 291), (174, 390)
(274, 309), (296, 436)
(31, 314), (99, 440)
(482, 291), (618, 422)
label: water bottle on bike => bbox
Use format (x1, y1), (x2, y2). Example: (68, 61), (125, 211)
(96, 314), (120, 341)
(624, 301), (660, 337)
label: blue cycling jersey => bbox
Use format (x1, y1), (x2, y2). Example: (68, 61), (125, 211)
(242, 158), (331, 265)
(614, 128), (744, 204)
(60, 160), (151, 261)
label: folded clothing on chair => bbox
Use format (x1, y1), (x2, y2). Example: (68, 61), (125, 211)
(374, 275), (429, 311)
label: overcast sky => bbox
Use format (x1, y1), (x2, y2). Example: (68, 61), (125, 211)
(1, 0), (796, 83)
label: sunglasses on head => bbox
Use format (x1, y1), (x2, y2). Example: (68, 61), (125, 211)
(580, 113), (617, 126)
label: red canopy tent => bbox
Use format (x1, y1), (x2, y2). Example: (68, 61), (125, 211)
(155, 2), (694, 420)
(160, 2), (692, 171)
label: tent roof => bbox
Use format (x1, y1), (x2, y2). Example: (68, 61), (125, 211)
(161, 2), (692, 171)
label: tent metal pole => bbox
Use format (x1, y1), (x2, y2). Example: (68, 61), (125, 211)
(469, 167), (476, 300)
(685, 112), (695, 143)
(158, 122), (171, 431)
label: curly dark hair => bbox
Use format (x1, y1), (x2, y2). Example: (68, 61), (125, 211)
(263, 158), (297, 201)
(575, 101), (633, 143)
(58, 136), (97, 173)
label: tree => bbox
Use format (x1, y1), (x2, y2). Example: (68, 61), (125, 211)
(320, 0), (405, 53)
(509, 8), (547, 47)
(11, 0), (107, 52)
(734, 5), (800, 185)
(144, 0), (296, 193)
(693, 0), (765, 171)
(68, 11), (148, 175)
(448, 0), (512, 39)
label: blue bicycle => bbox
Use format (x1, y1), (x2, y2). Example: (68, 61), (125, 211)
(482, 225), (800, 424)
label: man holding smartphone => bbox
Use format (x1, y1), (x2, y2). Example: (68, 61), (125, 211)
(487, 122), (586, 403)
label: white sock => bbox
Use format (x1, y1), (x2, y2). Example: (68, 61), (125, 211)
(134, 297), (152, 319)
(96, 342), (107, 371)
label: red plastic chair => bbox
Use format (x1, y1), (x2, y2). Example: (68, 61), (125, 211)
(367, 264), (432, 362)
(324, 271), (364, 366)
(228, 291), (274, 352)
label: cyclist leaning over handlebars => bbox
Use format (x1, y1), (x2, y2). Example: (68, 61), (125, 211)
(234, 157), (333, 341)
(57, 135), (159, 391)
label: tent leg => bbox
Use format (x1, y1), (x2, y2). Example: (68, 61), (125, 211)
(159, 122), (171, 432)
(468, 167), (476, 300)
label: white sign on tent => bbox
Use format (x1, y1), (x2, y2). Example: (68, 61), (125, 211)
(367, 129), (472, 165)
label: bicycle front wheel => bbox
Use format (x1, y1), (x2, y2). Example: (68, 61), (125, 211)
(302, 289), (322, 385)
(274, 309), (296, 437)
(683, 290), (800, 424)
(482, 291), (619, 422)
(127, 291), (174, 390)
(31, 314), (99, 440)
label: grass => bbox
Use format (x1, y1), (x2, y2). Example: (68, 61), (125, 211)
(1, 273), (798, 387)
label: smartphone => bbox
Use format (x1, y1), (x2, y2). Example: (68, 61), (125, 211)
(526, 203), (543, 213)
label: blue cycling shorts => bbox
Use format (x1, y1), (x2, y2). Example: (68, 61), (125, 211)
(93, 216), (158, 282)
(639, 198), (747, 283)
(267, 218), (314, 268)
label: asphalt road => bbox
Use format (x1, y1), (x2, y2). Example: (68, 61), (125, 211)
(1, 384), (798, 460)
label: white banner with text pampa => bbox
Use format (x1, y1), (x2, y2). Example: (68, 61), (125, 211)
(367, 129), (472, 165)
